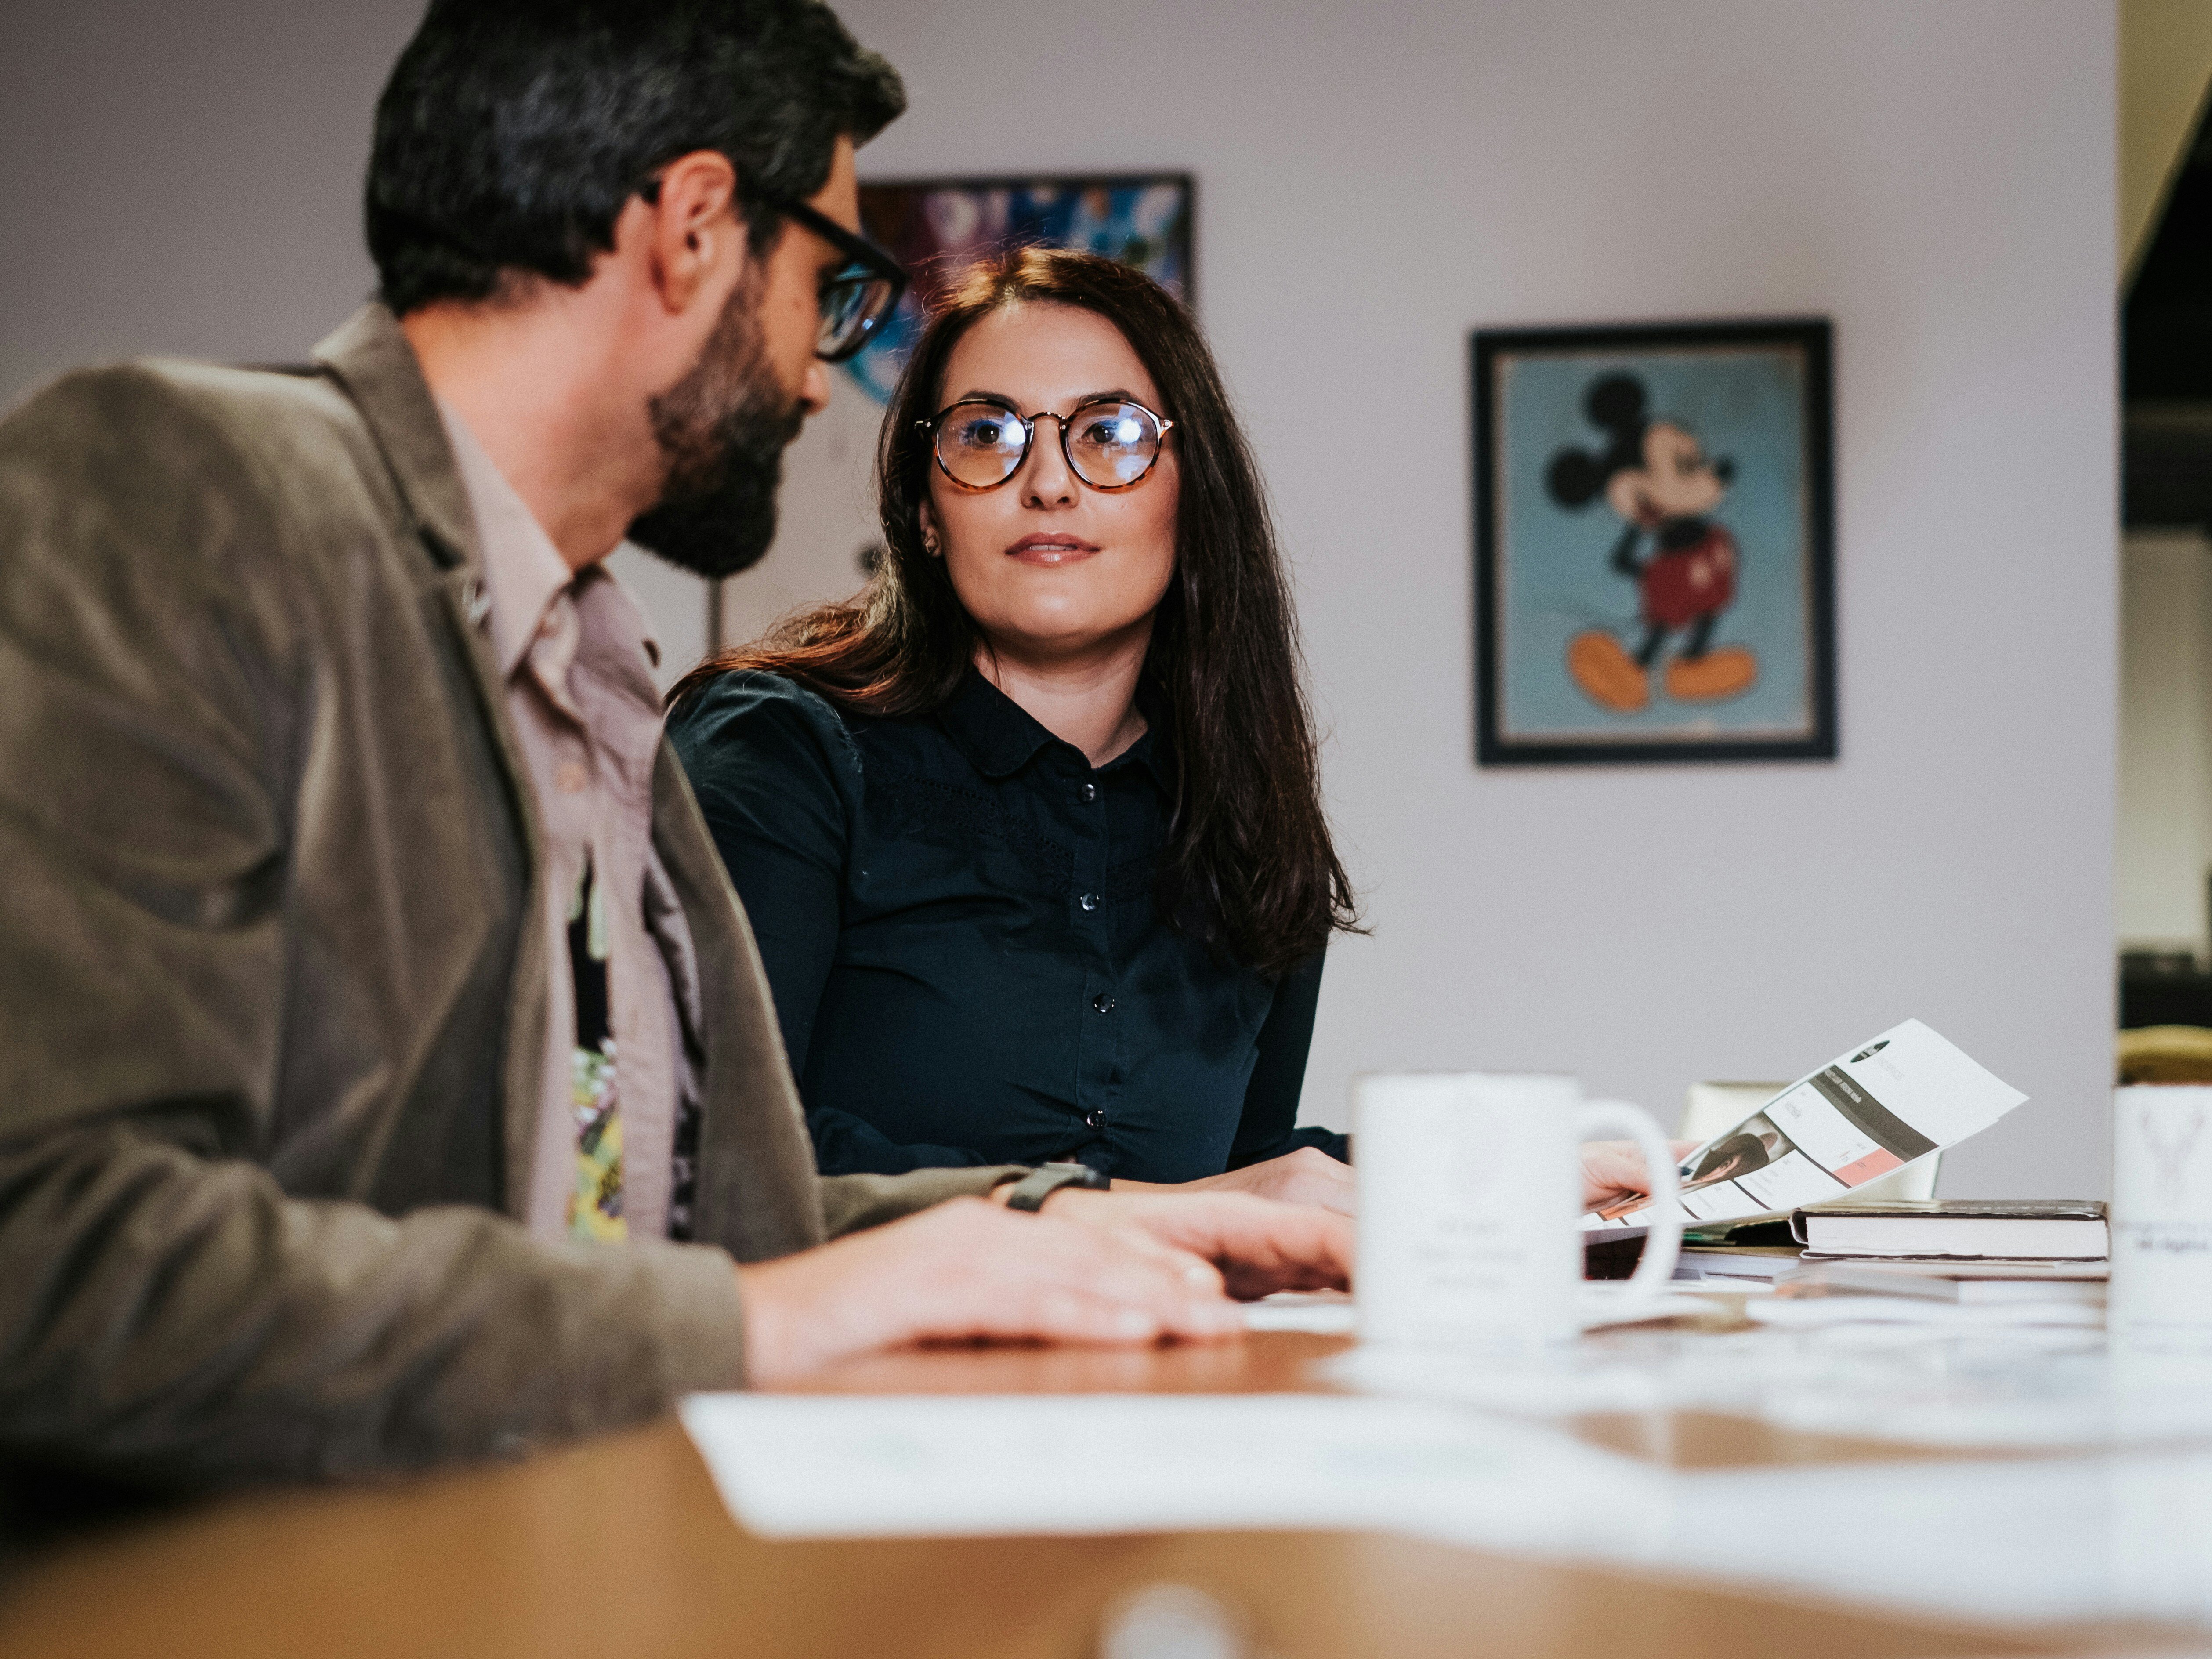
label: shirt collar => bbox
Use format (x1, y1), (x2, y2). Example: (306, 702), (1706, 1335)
(434, 399), (662, 681)
(939, 667), (1175, 793)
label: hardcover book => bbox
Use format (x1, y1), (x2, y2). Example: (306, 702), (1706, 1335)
(1789, 1199), (2108, 1260)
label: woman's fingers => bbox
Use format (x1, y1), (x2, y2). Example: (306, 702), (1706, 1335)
(1579, 1138), (1676, 1206)
(1147, 1147), (1357, 1216)
(1239, 1147), (1355, 1214)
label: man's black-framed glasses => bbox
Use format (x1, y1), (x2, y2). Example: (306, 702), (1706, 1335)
(759, 191), (907, 363)
(642, 172), (908, 362)
(922, 398), (1176, 493)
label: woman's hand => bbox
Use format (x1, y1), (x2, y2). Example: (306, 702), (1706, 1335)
(1114, 1146), (1354, 1216)
(1581, 1139), (1700, 1211)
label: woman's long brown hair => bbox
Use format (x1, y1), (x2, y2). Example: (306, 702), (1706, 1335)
(668, 247), (1358, 977)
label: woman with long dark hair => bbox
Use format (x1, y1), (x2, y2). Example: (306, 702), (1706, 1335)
(666, 247), (1359, 1207)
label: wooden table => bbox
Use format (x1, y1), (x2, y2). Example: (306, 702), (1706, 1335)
(0, 1333), (2194, 1659)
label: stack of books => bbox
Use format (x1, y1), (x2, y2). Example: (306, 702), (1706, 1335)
(1782, 1198), (2107, 1308)
(1669, 1200), (2109, 1309)
(1669, 1242), (1806, 1287)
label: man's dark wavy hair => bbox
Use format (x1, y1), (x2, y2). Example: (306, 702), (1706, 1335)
(366, 0), (904, 315)
(669, 248), (1361, 978)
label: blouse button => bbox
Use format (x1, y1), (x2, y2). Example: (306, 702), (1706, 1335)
(1080, 782), (1099, 802)
(1079, 892), (1100, 912)
(1083, 1109), (1107, 1130)
(1091, 993), (1116, 1014)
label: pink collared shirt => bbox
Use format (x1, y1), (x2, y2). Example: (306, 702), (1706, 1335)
(438, 402), (699, 1242)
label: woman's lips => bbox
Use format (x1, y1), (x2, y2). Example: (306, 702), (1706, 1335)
(1004, 534), (1101, 566)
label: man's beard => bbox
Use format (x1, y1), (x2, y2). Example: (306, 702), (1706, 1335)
(626, 279), (805, 580)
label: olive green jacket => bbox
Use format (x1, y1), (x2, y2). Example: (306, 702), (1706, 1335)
(0, 306), (1014, 1488)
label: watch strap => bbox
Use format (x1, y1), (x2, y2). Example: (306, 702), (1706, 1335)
(1003, 1161), (1109, 1213)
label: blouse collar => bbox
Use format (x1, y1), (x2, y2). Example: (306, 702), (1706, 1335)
(938, 666), (1175, 793)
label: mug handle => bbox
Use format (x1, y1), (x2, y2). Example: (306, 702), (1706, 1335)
(1577, 1101), (1683, 1293)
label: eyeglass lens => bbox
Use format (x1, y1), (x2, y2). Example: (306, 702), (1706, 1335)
(933, 401), (1166, 489)
(818, 271), (900, 361)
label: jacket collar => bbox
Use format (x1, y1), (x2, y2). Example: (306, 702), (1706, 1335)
(938, 666), (1175, 794)
(310, 303), (539, 1221)
(310, 304), (481, 572)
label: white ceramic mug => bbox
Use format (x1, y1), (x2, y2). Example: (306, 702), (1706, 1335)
(2112, 1084), (2212, 1361)
(1354, 1072), (1682, 1346)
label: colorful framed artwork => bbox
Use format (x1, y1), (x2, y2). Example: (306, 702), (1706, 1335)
(1472, 318), (1835, 765)
(843, 172), (1195, 404)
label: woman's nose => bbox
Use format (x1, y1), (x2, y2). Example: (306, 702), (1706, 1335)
(1018, 416), (1078, 507)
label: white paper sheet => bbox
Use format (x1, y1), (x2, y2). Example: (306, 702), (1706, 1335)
(1584, 1018), (2028, 1237)
(677, 1392), (1650, 1543)
(1329, 1317), (2212, 1452)
(1241, 1292), (1357, 1333)
(1633, 1451), (2212, 1630)
(1240, 1287), (1720, 1337)
(678, 1350), (2212, 1633)
(1745, 1296), (2105, 1330)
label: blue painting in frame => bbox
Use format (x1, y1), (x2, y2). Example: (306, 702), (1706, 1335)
(1473, 319), (1835, 764)
(844, 173), (1194, 405)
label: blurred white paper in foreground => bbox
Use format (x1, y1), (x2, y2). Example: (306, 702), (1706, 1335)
(1241, 1286), (1713, 1337)
(678, 1393), (1650, 1543)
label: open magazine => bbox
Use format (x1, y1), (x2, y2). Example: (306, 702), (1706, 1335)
(1582, 1018), (2027, 1239)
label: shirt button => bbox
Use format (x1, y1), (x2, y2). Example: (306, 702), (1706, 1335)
(554, 761), (588, 793)
(1092, 993), (1115, 1014)
(1083, 1109), (1106, 1130)
(1079, 892), (1100, 912)
(1080, 782), (1098, 803)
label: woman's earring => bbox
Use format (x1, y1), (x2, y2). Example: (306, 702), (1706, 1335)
(922, 529), (942, 558)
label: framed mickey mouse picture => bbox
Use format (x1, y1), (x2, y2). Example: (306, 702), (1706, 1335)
(1472, 318), (1835, 765)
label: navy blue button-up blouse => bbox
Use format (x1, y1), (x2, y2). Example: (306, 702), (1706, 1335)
(667, 668), (1343, 1181)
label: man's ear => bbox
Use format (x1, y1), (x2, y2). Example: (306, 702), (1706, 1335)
(645, 149), (744, 315)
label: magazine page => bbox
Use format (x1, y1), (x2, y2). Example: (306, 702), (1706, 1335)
(1582, 1018), (2027, 1236)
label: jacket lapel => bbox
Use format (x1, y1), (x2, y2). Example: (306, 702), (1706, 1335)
(651, 745), (825, 1259)
(311, 304), (550, 1224)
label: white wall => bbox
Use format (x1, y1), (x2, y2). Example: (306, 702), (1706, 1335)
(4, 0), (2119, 1197)
(822, 0), (2119, 1197)
(2, 5), (396, 403)
(0, 0), (708, 676)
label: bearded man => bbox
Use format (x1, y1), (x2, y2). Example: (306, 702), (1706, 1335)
(0, 0), (1349, 1495)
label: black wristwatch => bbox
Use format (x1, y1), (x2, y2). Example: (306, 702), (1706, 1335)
(1002, 1161), (1110, 1212)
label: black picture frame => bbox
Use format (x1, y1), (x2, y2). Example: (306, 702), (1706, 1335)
(1472, 317), (1835, 766)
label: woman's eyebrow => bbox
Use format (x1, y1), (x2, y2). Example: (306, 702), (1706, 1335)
(945, 388), (1147, 410)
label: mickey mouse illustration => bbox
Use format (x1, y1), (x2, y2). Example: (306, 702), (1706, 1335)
(1544, 374), (1758, 712)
